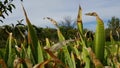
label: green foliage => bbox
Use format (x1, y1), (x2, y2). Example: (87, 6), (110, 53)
(86, 12), (105, 63)
(0, 5), (120, 68)
(107, 16), (120, 30)
(0, 0), (23, 23)
(22, 5), (44, 64)
(0, 0), (15, 22)
(106, 17), (120, 41)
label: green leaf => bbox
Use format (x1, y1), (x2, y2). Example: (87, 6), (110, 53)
(86, 12), (105, 62)
(22, 5), (44, 64)
(45, 17), (74, 68)
(4, 33), (14, 67)
(71, 52), (76, 68)
(77, 6), (83, 35)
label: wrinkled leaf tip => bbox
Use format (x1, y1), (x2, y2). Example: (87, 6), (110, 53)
(43, 17), (50, 20)
(77, 5), (82, 23)
(79, 5), (82, 10)
(78, 5), (82, 14)
(85, 12), (98, 16)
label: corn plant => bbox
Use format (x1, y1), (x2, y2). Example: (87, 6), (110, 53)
(0, 4), (120, 68)
(85, 12), (105, 63)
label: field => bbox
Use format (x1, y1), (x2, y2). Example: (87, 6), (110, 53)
(0, 6), (120, 68)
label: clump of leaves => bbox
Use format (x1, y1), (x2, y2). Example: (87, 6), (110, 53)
(0, 0), (15, 22)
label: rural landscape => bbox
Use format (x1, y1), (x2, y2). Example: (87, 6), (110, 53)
(0, 0), (120, 68)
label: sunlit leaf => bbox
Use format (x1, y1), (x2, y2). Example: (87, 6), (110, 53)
(86, 12), (105, 62)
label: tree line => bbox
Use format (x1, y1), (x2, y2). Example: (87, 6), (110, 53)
(0, 16), (120, 47)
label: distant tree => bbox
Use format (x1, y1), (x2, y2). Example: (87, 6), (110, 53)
(59, 16), (76, 29)
(58, 16), (77, 39)
(106, 17), (120, 41)
(107, 16), (120, 30)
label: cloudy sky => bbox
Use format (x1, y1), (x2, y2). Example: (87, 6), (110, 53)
(1, 0), (120, 30)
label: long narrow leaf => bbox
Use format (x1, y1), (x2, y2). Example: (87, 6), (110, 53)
(71, 52), (76, 68)
(5, 33), (14, 67)
(22, 5), (44, 64)
(45, 17), (74, 68)
(76, 6), (91, 68)
(77, 6), (83, 35)
(86, 12), (105, 62)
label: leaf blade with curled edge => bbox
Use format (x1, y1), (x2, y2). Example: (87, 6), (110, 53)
(85, 12), (105, 62)
(49, 39), (74, 52)
(44, 49), (67, 68)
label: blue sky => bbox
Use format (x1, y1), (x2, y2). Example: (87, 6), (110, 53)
(1, 0), (120, 30)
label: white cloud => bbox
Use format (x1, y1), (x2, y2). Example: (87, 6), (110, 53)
(0, 0), (120, 29)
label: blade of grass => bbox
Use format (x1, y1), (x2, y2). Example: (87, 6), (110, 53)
(77, 6), (91, 68)
(71, 52), (76, 68)
(45, 38), (51, 59)
(77, 6), (83, 35)
(4, 33), (14, 67)
(85, 12), (105, 62)
(22, 5), (44, 64)
(57, 28), (74, 68)
(45, 17), (74, 68)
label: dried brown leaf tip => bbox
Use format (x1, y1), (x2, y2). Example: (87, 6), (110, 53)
(33, 60), (51, 68)
(77, 5), (82, 23)
(85, 12), (103, 25)
(15, 45), (22, 52)
(44, 49), (67, 68)
(43, 17), (59, 28)
(86, 47), (104, 68)
(13, 57), (24, 68)
(85, 12), (98, 16)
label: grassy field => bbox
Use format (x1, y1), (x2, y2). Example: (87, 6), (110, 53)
(0, 6), (120, 68)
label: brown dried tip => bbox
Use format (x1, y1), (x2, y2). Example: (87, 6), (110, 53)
(77, 5), (82, 23)
(85, 12), (98, 16)
(43, 17), (59, 28)
(79, 5), (82, 10)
